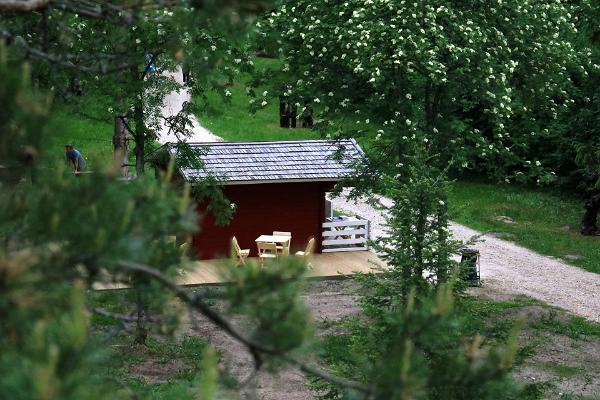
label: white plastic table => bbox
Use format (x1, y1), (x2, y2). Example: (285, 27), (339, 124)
(255, 234), (291, 245)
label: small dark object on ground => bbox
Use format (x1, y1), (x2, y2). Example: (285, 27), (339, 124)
(460, 248), (481, 286)
(580, 195), (599, 236)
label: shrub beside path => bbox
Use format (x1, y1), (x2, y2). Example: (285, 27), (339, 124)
(329, 190), (600, 322)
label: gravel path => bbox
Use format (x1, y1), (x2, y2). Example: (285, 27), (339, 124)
(328, 190), (600, 322)
(158, 67), (222, 143)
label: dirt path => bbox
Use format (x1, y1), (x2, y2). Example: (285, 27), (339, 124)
(182, 281), (361, 399)
(328, 190), (600, 322)
(158, 67), (222, 143)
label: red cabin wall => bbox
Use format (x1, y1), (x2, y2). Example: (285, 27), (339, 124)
(192, 182), (334, 260)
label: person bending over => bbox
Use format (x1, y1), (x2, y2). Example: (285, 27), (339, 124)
(65, 144), (87, 173)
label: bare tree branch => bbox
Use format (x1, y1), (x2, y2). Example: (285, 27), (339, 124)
(92, 307), (138, 322)
(0, 0), (49, 12)
(119, 260), (372, 394)
(1, 29), (137, 74)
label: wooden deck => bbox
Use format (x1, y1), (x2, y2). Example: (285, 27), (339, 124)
(180, 250), (386, 286)
(95, 251), (385, 290)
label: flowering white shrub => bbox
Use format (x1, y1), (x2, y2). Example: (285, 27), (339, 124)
(261, 0), (596, 183)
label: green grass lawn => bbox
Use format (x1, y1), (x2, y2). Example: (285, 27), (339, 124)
(44, 104), (114, 170)
(194, 58), (320, 142)
(195, 92), (320, 142)
(448, 180), (599, 274)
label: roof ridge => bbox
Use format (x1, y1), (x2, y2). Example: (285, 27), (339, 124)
(169, 139), (354, 146)
(153, 139), (365, 185)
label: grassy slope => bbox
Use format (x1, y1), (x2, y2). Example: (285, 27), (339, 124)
(194, 58), (320, 142)
(448, 180), (599, 274)
(44, 104), (114, 169)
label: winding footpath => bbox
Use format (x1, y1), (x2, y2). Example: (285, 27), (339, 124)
(158, 75), (599, 322)
(329, 191), (600, 322)
(158, 67), (222, 143)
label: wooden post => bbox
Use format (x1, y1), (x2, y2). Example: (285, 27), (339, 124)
(301, 99), (313, 128)
(290, 103), (297, 128)
(279, 96), (290, 128)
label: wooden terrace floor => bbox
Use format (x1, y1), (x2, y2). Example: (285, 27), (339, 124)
(95, 251), (386, 290)
(180, 250), (386, 286)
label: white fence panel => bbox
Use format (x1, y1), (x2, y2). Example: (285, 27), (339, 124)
(322, 228), (368, 237)
(321, 215), (370, 253)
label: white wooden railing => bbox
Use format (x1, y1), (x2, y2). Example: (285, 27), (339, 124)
(322, 216), (370, 253)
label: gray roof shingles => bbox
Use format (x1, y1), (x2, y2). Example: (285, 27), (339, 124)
(165, 139), (364, 185)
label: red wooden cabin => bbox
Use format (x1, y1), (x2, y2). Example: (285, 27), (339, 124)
(150, 139), (364, 260)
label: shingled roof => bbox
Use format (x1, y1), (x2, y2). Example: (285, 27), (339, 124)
(154, 139), (364, 185)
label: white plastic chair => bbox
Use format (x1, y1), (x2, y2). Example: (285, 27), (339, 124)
(257, 242), (278, 266)
(273, 231), (292, 255)
(231, 236), (250, 266)
(295, 237), (315, 257)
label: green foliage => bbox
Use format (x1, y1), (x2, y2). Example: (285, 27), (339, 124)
(312, 286), (522, 400)
(372, 157), (460, 300)
(0, 264), (113, 400)
(0, 51), (198, 397)
(199, 346), (219, 400)
(222, 257), (313, 364)
(2, 1), (267, 172)
(313, 150), (522, 398)
(261, 0), (598, 188)
(0, 47), (48, 182)
(4, 2), (597, 398)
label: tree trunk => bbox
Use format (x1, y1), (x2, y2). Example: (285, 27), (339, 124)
(301, 99), (313, 128)
(134, 291), (149, 345)
(413, 189), (427, 278)
(581, 195), (600, 235)
(113, 115), (130, 177)
(279, 96), (289, 128)
(424, 83), (442, 133)
(290, 104), (297, 128)
(133, 97), (145, 175)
